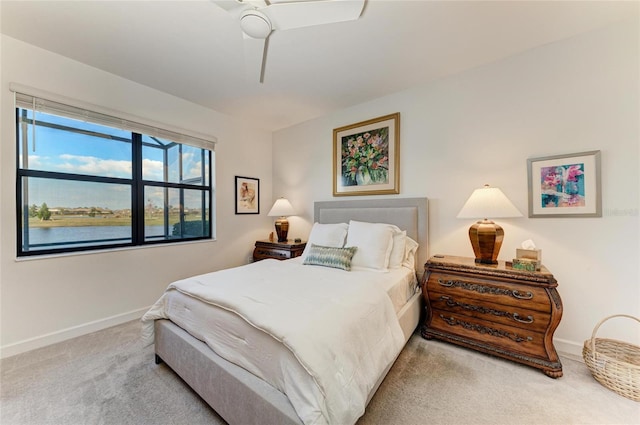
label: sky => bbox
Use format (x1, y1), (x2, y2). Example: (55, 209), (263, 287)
(19, 110), (210, 210)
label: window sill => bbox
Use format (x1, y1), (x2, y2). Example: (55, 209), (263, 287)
(14, 237), (217, 262)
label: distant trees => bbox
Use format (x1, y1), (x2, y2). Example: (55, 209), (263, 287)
(37, 202), (51, 221)
(28, 204), (118, 220)
(28, 203), (52, 220)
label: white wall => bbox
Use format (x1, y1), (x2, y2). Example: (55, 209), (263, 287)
(273, 20), (639, 358)
(0, 36), (273, 357)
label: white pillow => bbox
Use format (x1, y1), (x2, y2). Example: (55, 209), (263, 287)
(387, 229), (407, 269)
(346, 220), (395, 271)
(302, 222), (348, 259)
(402, 236), (419, 270)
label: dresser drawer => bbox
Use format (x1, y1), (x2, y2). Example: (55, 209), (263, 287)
(254, 248), (292, 260)
(429, 309), (548, 359)
(253, 240), (306, 262)
(426, 272), (551, 313)
(428, 291), (551, 333)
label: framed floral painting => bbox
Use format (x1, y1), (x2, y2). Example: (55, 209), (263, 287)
(527, 150), (601, 218)
(333, 113), (400, 196)
(235, 176), (260, 214)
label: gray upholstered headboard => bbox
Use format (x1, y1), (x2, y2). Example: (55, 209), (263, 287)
(314, 198), (428, 276)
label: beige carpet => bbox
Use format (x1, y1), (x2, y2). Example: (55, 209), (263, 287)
(1, 320), (638, 425)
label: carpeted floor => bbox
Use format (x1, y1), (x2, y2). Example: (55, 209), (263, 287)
(1, 319), (638, 425)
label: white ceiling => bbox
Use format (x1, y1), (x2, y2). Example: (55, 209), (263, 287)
(1, 1), (637, 131)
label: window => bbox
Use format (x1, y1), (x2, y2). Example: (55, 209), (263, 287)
(15, 92), (215, 256)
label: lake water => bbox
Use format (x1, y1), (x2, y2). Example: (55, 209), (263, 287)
(26, 225), (166, 249)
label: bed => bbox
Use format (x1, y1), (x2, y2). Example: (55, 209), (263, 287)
(142, 197), (428, 425)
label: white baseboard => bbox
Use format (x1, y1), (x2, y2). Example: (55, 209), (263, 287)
(555, 337), (584, 362)
(0, 307), (150, 359)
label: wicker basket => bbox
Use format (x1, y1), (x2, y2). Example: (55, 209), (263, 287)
(582, 314), (640, 402)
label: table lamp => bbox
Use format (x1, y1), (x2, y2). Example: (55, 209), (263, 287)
(457, 184), (522, 264)
(268, 197), (296, 242)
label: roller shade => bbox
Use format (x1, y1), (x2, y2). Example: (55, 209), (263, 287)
(11, 83), (216, 151)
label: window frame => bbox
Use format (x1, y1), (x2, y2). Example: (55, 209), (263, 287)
(15, 94), (215, 257)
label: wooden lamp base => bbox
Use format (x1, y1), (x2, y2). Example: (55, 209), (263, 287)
(274, 217), (289, 242)
(468, 219), (504, 264)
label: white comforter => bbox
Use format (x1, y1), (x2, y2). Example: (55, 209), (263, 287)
(142, 259), (405, 425)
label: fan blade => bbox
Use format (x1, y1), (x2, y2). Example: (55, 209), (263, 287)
(210, 0), (243, 12)
(243, 0), (269, 7)
(243, 36), (269, 83)
(210, 0), (254, 19)
(212, 0), (270, 82)
(262, 0), (365, 31)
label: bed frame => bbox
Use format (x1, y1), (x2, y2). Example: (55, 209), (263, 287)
(154, 197), (428, 424)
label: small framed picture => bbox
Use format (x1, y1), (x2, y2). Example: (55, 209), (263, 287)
(333, 113), (400, 196)
(235, 176), (259, 214)
(527, 150), (601, 218)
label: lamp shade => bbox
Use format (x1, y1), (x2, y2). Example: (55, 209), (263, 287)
(457, 185), (522, 264)
(457, 185), (522, 219)
(268, 198), (295, 242)
(268, 198), (295, 217)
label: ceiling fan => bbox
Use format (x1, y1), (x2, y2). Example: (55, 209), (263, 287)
(212, 0), (366, 83)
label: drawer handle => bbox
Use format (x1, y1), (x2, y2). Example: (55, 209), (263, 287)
(513, 312), (534, 324)
(440, 315), (533, 343)
(513, 290), (534, 300)
(437, 279), (454, 287)
(440, 295), (506, 318)
(437, 279), (534, 302)
(440, 296), (529, 324)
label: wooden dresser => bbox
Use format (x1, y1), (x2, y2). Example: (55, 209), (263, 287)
(421, 255), (563, 378)
(253, 240), (306, 262)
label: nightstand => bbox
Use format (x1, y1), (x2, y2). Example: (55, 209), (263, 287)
(421, 255), (563, 378)
(253, 240), (306, 262)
